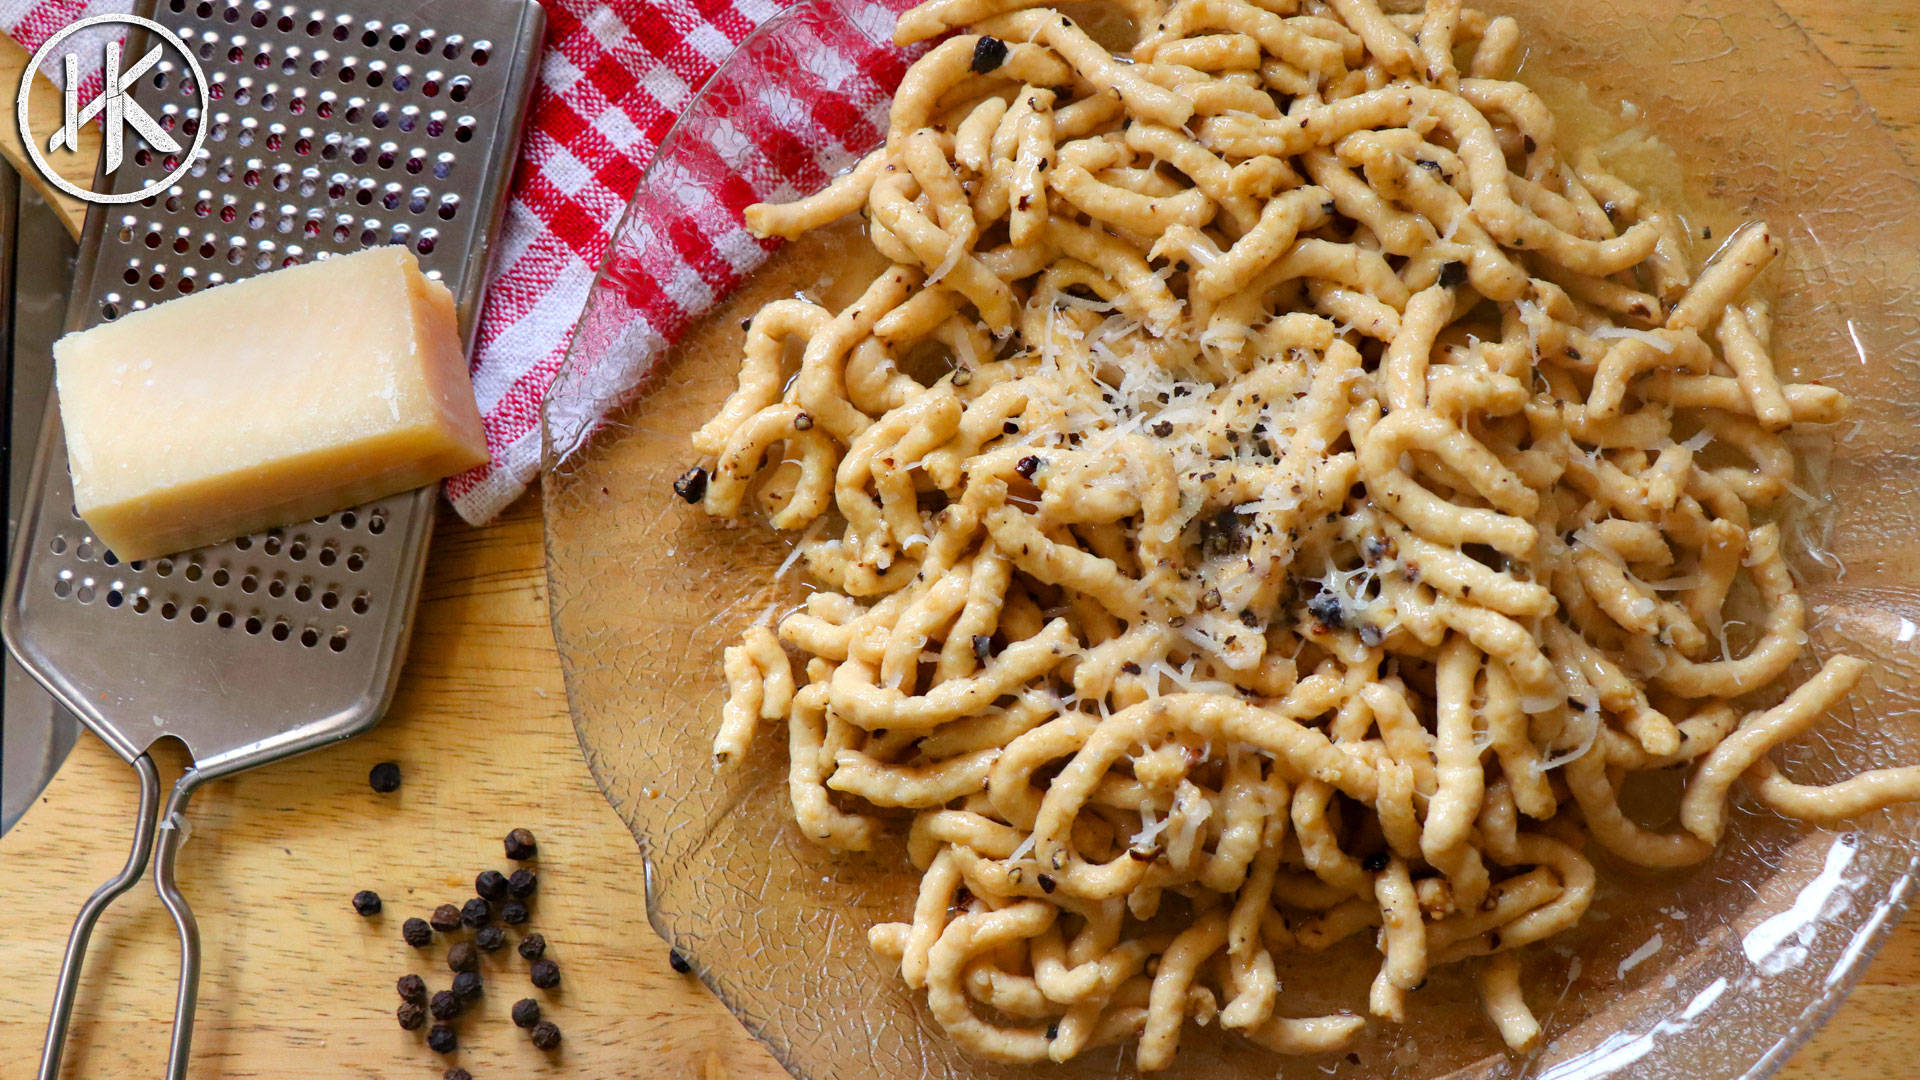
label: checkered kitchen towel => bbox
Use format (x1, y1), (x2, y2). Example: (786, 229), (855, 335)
(2, 0), (906, 523)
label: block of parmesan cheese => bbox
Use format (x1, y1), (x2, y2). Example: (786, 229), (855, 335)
(54, 246), (488, 561)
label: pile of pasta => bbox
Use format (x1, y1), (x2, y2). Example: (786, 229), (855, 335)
(681, 0), (1920, 1065)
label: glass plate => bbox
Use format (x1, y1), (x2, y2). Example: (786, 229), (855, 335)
(543, 1), (1920, 1077)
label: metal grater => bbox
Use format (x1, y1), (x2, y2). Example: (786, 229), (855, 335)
(1, 2), (543, 1077)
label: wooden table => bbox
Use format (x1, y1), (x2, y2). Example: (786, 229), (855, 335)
(3, 3), (1919, 1077)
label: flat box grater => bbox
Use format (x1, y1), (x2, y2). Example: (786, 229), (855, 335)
(1, 2), (544, 1076)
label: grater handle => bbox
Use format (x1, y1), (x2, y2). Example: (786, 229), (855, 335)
(37, 753), (163, 1080)
(155, 773), (205, 1080)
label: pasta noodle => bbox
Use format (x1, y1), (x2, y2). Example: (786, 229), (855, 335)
(674, 0), (1920, 1065)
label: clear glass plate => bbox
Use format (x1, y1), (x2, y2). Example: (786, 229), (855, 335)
(542, 1), (1920, 1077)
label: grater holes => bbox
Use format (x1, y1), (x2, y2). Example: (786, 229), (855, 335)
(272, 619), (291, 641)
(339, 511), (357, 528)
(415, 231), (436, 255)
(241, 572), (258, 593)
(294, 581), (312, 601)
(250, 8), (267, 28)
(330, 629), (349, 652)
(320, 587), (339, 608)
(76, 582), (95, 604)
(156, 558), (175, 577)
(161, 600), (178, 620)
(367, 511), (387, 534)
(212, 567), (230, 587)
(48, 536), (66, 555)
(351, 593), (370, 615)
(449, 77), (470, 103)
(318, 544), (337, 567)
(75, 538), (93, 561)
(52, 577), (71, 600)
(346, 549), (366, 572)
(399, 108), (420, 134)
(277, 13), (292, 32)
(221, 3), (238, 22)
(217, 610), (235, 629)
(268, 576), (286, 598)
(190, 603), (209, 623)
(133, 594), (151, 614)
(300, 627), (320, 647)
(184, 561), (203, 582)
(433, 154), (451, 179)
(245, 615), (263, 634)
(472, 42), (491, 66)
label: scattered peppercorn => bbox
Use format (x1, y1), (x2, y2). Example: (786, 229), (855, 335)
(668, 949), (692, 974)
(368, 761), (402, 793)
(507, 868), (537, 899)
(453, 970), (484, 1001)
(426, 1023), (457, 1054)
(517, 933), (547, 961)
(461, 897), (491, 928)
(511, 998), (542, 1029)
(530, 1020), (562, 1051)
(447, 942), (479, 973)
(429, 904), (462, 933)
(444, 1070), (473, 1080)
(351, 889), (382, 916)
(402, 918), (433, 947)
(397, 1001), (426, 1030)
(529, 958), (561, 989)
(503, 828), (538, 861)
(672, 466), (708, 504)
(397, 973), (428, 1004)
(430, 990), (462, 1021)
(475, 870), (509, 902)
(501, 901), (530, 925)
(475, 925), (507, 952)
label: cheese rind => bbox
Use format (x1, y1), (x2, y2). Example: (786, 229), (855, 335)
(54, 246), (488, 561)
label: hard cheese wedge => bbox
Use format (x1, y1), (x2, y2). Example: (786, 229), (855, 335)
(54, 246), (488, 561)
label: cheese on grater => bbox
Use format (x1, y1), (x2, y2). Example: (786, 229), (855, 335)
(53, 246), (487, 561)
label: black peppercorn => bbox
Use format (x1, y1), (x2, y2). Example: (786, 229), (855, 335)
(672, 466), (708, 504)
(507, 868), (537, 899)
(351, 890), (382, 916)
(969, 34), (1008, 74)
(530, 1020), (562, 1051)
(511, 997), (542, 1029)
(397, 1001), (426, 1030)
(430, 989), (462, 1021)
(444, 1070), (473, 1080)
(668, 949), (691, 974)
(529, 958), (560, 989)
(447, 942), (479, 973)
(501, 900), (530, 925)
(475, 869), (509, 902)
(429, 904), (462, 933)
(461, 897), (491, 928)
(397, 973), (427, 1003)
(453, 969), (484, 1001)
(517, 932), (547, 961)
(503, 828), (538, 861)
(426, 1023), (457, 1054)
(475, 925), (507, 952)
(402, 917), (433, 948)
(368, 761), (402, 793)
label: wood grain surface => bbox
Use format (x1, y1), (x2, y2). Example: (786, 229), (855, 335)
(2, 3), (1918, 1078)
(0, 30), (96, 238)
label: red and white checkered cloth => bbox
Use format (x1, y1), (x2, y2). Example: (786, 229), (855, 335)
(2, 0), (900, 523)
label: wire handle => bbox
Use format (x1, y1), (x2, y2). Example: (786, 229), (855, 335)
(155, 772), (204, 1080)
(37, 753), (160, 1080)
(35, 757), (205, 1080)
